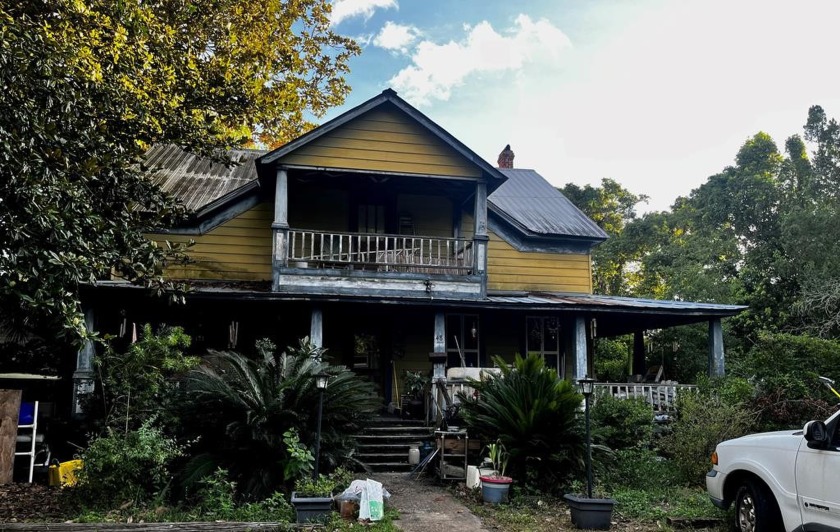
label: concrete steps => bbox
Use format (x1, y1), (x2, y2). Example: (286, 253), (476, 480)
(354, 416), (434, 472)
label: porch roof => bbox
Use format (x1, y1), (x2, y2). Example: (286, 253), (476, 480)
(89, 281), (744, 337)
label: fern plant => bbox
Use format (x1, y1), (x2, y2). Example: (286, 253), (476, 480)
(458, 353), (584, 490)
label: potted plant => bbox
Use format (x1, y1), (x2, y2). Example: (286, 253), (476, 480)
(563, 491), (616, 530)
(290, 473), (340, 524)
(479, 439), (513, 504)
(402, 371), (429, 419)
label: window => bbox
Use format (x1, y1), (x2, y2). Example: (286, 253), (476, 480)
(526, 316), (562, 376)
(446, 314), (479, 368)
(358, 204), (386, 234)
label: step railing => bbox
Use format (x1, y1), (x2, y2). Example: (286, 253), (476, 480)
(287, 229), (474, 275)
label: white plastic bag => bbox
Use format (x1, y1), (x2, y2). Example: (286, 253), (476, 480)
(365, 478), (384, 521)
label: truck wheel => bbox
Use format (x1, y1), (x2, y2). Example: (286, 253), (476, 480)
(734, 480), (782, 532)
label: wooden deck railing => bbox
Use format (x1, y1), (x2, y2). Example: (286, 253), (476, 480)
(287, 229), (474, 274)
(593, 382), (697, 412)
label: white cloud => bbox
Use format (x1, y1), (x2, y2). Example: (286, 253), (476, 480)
(373, 21), (420, 54)
(389, 15), (571, 105)
(330, 0), (397, 27)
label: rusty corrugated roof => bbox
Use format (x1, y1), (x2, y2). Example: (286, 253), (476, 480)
(489, 169), (607, 240)
(486, 291), (744, 315)
(144, 144), (266, 213)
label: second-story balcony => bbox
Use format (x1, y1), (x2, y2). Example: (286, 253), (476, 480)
(286, 230), (474, 275)
(274, 228), (485, 300)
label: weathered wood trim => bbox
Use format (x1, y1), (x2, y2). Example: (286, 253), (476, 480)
(274, 270), (482, 300)
(0, 523), (286, 531)
(0, 389), (22, 484)
(708, 319), (725, 376)
(154, 192), (263, 236)
(310, 307), (323, 348)
(573, 316), (587, 381)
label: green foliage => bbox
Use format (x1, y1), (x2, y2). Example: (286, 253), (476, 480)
(294, 467), (351, 497)
(593, 337), (630, 382)
(403, 371), (429, 399)
(0, 1), (358, 340)
(193, 468), (294, 522)
(598, 448), (680, 493)
(95, 324), (198, 431)
(282, 429), (314, 482)
(484, 439), (510, 477)
(591, 395), (654, 450)
(738, 333), (839, 429)
(660, 388), (755, 485)
(76, 420), (183, 506)
(611, 486), (726, 522)
(181, 338), (379, 499)
(457, 353), (583, 490)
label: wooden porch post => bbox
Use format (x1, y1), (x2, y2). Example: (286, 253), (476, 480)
(708, 318), (725, 376)
(429, 312), (447, 424)
(633, 331), (646, 377)
(573, 316), (587, 381)
(310, 307), (323, 349)
(272, 168), (290, 289)
(472, 179), (488, 296)
(71, 306), (96, 419)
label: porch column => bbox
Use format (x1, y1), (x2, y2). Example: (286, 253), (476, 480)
(572, 316), (588, 381)
(310, 307), (323, 349)
(429, 312), (447, 425)
(708, 318), (725, 376)
(472, 180), (489, 285)
(632, 331), (646, 377)
(272, 168), (289, 286)
(71, 306), (96, 419)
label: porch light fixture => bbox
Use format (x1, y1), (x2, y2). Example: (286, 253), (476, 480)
(470, 322), (477, 339)
(313, 372), (330, 479)
(577, 375), (597, 498)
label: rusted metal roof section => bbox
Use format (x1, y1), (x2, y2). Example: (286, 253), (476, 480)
(144, 144), (266, 213)
(489, 169), (608, 240)
(486, 292), (744, 315)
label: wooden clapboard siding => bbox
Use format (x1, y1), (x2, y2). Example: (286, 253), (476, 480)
(279, 107), (481, 177)
(147, 203), (272, 281)
(487, 232), (593, 293)
(396, 194), (453, 237)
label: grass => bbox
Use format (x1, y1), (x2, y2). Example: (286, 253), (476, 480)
(452, 483), (729, 532)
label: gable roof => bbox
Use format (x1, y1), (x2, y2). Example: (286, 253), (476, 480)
(257, 89), (507, 191)
(490, 169), (608, 241)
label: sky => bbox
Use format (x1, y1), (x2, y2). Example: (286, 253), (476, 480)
(325, 0), (840, 213)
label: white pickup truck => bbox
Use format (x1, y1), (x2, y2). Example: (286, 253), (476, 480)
(706, 408), (840, 532)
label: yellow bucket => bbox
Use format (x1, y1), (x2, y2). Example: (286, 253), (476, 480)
(48, 459), (83, 487)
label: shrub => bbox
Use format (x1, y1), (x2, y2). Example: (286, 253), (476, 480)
(599, 448), (680, 492)
(95, 324), (198, 431)
(660, 389), (754, 485)
(76, 420), (183, 506)
(194, 468), (294, 522)
(594, 337), (630, 383)
(457, 353), (583, 491)
(591, 394), (654, 450)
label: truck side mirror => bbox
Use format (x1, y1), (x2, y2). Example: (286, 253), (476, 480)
(804, 420), (830, 449)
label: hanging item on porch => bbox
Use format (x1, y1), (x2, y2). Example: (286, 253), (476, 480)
(131, 323), (137, 344)
(228, 321), (239, 349)
(118, 318), (127, 338)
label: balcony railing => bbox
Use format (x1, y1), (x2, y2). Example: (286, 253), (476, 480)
(593, 382), (697, 412)
(286, 229), (474, 275)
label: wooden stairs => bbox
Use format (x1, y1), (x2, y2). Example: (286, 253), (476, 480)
(353, 416), (435, 472)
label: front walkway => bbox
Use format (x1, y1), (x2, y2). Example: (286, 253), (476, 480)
(378, 473), (488, 532)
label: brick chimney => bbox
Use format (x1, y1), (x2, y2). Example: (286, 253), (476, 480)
(497, 144), (514, 168)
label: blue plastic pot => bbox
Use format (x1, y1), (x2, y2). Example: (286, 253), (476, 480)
(480, 476), (512, 504)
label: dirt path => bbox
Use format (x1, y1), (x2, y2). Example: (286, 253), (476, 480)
(376, 473), (488, 532)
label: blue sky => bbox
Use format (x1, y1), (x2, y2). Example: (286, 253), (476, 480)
(326, 0), (840, 212)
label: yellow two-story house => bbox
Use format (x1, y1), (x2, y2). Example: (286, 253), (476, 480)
(79, 89), (741, 415)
